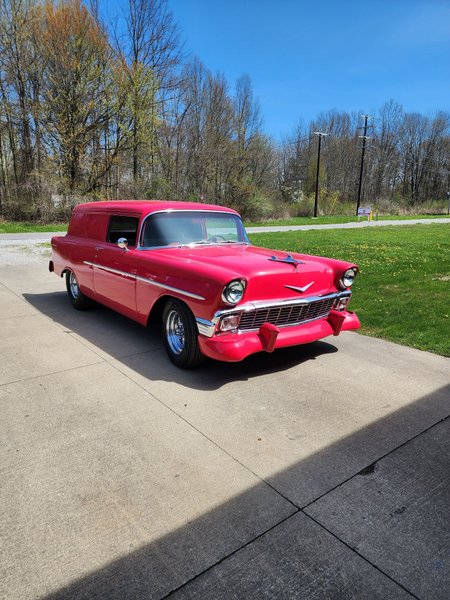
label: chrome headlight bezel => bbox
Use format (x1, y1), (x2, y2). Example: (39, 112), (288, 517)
(339, 268), (358, 289)
(221, 279), (246, 305)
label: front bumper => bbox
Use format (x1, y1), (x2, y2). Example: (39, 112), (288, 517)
(198, 310), (361, 362)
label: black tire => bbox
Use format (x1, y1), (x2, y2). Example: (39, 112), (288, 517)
(162, 299), (205, 368)
(65, 270), (92, 310)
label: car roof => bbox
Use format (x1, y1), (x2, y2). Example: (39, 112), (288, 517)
(73, 200), (239, 216)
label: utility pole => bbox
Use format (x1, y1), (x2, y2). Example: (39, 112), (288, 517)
(356, 115), (373, 216)
(313, 131), (328, 218)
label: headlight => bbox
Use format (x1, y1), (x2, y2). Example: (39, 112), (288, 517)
(339, 268), (358, 289)
(222, 279), (246, 305)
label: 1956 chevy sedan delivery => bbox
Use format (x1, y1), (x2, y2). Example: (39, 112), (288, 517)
(50, 200), (360, 367)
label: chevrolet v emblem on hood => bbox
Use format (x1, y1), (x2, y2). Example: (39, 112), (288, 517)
(284, 282), (314, 293)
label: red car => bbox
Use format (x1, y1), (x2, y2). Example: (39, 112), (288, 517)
(50, 201), (360, 367)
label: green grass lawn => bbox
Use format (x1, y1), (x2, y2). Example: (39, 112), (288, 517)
(246, 214), (450, 227)
(249, 224), (450, 356)
(0, 221), (68, 233)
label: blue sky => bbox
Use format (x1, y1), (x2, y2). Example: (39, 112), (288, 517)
(169, 0), (450, 140)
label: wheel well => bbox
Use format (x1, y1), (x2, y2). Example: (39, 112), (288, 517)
(147, 295), (173, 326)
(147, 295), (195, 327)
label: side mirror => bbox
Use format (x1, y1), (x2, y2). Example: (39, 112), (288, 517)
(117, 237), (129, 251)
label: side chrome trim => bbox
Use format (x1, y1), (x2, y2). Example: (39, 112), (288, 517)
(84, 261), (205, 301)
(83, 261), (135, 279)
(135, 275), (205, 301)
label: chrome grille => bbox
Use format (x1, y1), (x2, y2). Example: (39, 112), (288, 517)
(238, 297), (335, 330)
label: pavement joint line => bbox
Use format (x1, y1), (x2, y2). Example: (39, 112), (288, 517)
(161, 505), (419, 600)
(162, 417), (450, 600)
(0, 360), (105, 389)
(63, 331), (157, 362)
(301, 413), (450, 512)
(0, 279), (34, 305)
(161, 508), (301, 599)
(300, 510), (420, 600)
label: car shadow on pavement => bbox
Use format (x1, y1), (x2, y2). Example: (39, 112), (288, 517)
(23, 292), (339, 391)
(35, 384), (450, 600)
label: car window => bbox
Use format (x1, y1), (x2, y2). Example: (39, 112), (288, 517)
(141, 212), (248, 247)
(107, 215), (139, 246)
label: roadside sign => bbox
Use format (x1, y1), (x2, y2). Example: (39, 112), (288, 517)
(357, 207), (371, 216)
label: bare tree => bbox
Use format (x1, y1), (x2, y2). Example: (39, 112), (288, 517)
(119, 0), (181, 194)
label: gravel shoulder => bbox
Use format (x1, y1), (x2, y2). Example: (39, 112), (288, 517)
(0, 238), (51, 265)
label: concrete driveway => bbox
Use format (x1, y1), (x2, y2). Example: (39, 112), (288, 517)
(0, 259), (449, 600)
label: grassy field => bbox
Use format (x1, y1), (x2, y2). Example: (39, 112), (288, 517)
(249, 224), (450, 357)
(246, 214), (450, 227)
(0, 221), (68, 233)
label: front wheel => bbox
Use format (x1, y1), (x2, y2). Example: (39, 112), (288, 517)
(66, 270), (92, 310)
(162, 300), (205, 368)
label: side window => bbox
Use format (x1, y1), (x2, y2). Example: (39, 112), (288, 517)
(107, 215), (139, 247)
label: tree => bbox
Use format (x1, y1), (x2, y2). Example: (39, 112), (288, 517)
(119, 0), (181, 195)
(38, 0), (116, 192)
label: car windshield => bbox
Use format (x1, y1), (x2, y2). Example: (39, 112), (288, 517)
(141, 211), (249, 247)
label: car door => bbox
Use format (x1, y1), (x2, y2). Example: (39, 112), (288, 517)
(93, 214), (139, 316)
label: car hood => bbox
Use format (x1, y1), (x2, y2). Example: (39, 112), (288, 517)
(156, 244), (345, 300)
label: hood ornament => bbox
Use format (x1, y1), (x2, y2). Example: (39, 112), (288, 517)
(269, 254), (305, 268)
(285, 282), (314, 294)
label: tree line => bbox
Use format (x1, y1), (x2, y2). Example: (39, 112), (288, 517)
(1, 0), (448, 221)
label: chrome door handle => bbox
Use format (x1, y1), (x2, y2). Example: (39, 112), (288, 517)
(95, 246), (103, 251)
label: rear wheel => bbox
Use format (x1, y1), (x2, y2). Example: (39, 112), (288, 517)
(66, 270), (92, 310)
(162, 299), (205, 368)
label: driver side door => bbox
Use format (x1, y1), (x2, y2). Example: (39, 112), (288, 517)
(93, 214), (139, 317)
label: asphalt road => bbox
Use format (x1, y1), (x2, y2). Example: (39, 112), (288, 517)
(0, 258), (449, 599)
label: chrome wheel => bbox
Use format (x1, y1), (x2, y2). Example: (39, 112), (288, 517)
(166, 309), (185, 355)
(162, 300), (204, 368)
(65, 270), (91, 310)
(69, 271), (79, 299)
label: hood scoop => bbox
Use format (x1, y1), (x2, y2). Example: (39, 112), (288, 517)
(269, 254), (305, 268)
